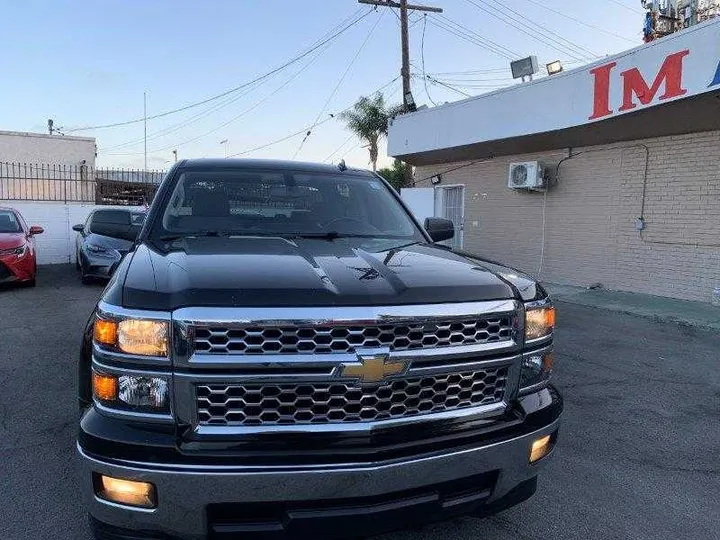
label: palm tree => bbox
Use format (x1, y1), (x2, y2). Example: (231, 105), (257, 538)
(340, 93), (403, 172)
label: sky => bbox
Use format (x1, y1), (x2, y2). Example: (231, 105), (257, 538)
(0, 0), (642, 171)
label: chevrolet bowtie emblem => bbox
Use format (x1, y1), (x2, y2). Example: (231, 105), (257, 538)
(340, 354), (407, 385)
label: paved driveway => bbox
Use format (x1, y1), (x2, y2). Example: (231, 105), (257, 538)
(1, 265), (718, 540)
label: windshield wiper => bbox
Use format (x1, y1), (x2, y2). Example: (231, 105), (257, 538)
(292, 231), (343, 240)
(159, 231), (229, 242)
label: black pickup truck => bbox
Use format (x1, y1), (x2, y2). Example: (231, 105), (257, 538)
(77, 159), (562, 540)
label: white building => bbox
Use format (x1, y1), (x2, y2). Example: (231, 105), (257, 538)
(390, 19), (720, 303)
(0, 130), (96, 167)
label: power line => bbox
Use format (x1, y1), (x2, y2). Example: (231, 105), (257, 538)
(229, 77), (399, 158)
(420, 15), (437, 106)
(429, 80), (509, 89)
(428, 74), (514, 82)
(293, 10), (384, 159)
(105, 9), (360, 153)
(472, 0), (598, 58)
(105, 39), (334, 156)
(480, 0), (601, 58)
(429, 60), (586, 76)
(418, 74), (472, 97)
(103, 79), (269, 151)
(435, 14), (520, 59)
(427, 17), (516, 61)
(607, 0), (644, 15)
(517, 0), (638, 44)
(65, 8), (373, 133)
(324, 134), (356, 162)
(462, 0), (594, 61)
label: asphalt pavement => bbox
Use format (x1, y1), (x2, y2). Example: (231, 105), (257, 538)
(0, 265), (718, 540)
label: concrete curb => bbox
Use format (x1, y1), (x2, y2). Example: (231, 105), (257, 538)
(544, 283), (720, 332)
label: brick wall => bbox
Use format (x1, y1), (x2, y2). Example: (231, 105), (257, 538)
(414, 130), (720, 303)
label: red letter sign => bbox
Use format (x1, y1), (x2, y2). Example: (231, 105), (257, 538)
(619, 50), (690, 112)
(589, 62), (617, 120)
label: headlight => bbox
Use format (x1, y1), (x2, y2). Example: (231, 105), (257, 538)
(13, 245), (27, 257)
(86, 244), (108, 254)
(92, 370), (170, 413)
(519, 350), (553, 392)
(525, 306), (555, 340)
(94, 317), (169, 357)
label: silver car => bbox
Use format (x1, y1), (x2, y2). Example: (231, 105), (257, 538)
(73, 209), (145, 284)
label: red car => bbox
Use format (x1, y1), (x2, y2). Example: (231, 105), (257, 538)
(0, 206), (43, 287)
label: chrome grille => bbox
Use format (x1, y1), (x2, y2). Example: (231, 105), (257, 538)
(196, 366), (509, 426)
(193, 316), (513, 355)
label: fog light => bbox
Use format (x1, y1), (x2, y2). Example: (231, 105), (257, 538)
(94, 474), (156, 508)
(529, 435), (552, 463)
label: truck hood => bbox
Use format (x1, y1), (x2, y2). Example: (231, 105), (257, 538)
(120, 238), (520, 310)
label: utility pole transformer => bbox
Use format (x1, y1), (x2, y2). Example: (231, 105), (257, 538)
(358, 0), (442, 186)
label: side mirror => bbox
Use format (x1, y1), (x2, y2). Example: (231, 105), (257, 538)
(29, 225), (44, 236)
(72, 224), (84, 232)
(424, 217), (454, 243)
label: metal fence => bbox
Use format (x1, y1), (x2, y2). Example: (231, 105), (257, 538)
(0, 162), (166, 205)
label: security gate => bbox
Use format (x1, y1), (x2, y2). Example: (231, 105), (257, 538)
(434, 185), (465, 249)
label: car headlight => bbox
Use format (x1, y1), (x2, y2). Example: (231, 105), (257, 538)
(525, 306), (555, 340)
(519, 350), (554, 393)
(94, 317), (169, 357)
(93, 370), (170, 413)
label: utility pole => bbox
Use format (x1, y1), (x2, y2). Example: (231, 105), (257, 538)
(143, 92), (148, 171)
(358, 0), (442, 186)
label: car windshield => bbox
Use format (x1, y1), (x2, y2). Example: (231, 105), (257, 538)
(89, 210), (144, 235)
(154, 170), (422, 240)
(0, 210), (22, 233)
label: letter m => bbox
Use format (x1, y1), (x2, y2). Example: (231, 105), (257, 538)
(619, 50), (690, 112)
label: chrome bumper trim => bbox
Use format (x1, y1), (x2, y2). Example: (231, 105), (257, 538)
(78, 416), (560, 538)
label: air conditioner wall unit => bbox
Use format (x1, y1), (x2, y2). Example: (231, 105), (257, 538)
(508, 161), (546, 191)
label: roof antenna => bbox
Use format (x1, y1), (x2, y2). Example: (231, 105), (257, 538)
(338, 159), (347, 172)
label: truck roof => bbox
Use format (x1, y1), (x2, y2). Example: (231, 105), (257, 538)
(177, 158), (374, 176)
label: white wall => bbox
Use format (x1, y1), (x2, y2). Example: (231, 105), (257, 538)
(5, 201), (143, 264)
(0, 131), (96, 167)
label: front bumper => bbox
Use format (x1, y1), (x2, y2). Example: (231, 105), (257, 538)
(78, 389), (562, 540)
(0, 252), (33, 283)
(81, 252), (121, 279)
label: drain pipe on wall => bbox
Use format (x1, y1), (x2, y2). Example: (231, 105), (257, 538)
(536, 148), (575, 280)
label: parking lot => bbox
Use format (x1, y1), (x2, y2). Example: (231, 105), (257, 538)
(0, 265), (718, 540)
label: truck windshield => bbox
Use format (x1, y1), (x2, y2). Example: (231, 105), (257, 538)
(153, 170), (423, 241)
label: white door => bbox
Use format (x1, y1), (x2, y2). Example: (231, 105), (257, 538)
(434, 186), (465, 249)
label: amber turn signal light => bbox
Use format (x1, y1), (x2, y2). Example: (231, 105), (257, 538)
(94, 474), (156, 509)
(92, 372), (118, 402)
(529, 434), (552, 463)
(94, 319), (118, 346)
